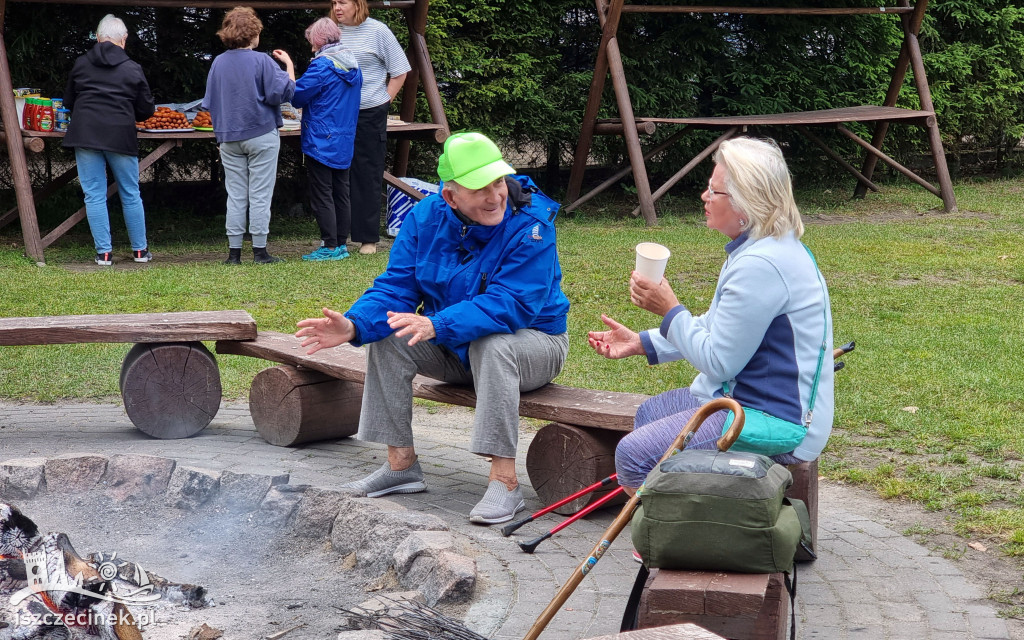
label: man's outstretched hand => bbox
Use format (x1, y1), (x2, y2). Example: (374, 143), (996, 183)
(295, 308), (356, 354)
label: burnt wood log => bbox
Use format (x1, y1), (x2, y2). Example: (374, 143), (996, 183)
(0, 310), (256, 346)
(119, 341), (221, 439)
(249, 365), (362, 446)
(639, 569), (787, 640)
(525, 422), (626, 515)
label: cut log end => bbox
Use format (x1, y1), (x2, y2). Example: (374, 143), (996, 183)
(525, 422), (626, 515)
(119, 341), (221, 439)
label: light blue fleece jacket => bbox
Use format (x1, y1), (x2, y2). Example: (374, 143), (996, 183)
(639, 231), (834, 461)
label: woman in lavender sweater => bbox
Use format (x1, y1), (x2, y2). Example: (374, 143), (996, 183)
(202, 6), (295, 264)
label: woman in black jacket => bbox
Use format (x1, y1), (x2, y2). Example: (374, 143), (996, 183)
(63, 14), (155, 266)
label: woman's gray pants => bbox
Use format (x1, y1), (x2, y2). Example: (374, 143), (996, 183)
(219, 128), (280, 248)
(358, 330), (569, 459)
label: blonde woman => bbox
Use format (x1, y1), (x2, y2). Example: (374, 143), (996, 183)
(589, 137), (835, 499)
(330, 0), (411, 255)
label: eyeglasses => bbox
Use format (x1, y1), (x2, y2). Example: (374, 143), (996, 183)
(707, 179), (731, 199)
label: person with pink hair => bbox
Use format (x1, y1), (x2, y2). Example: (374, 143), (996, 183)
(274, 18), (363, 261)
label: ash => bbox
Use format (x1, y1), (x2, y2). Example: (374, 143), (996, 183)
(7, 494), (371, 639)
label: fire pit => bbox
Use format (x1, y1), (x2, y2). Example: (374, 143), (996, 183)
(0, 453), (480, 639)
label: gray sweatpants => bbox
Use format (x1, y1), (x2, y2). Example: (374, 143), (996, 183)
(358, 330), (569, 459)
(219, 128), (280, 248)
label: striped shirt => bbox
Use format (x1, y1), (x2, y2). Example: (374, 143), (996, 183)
(340, 17), (412, 109)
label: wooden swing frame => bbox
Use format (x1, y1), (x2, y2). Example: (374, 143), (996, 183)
(565, 0), (957, 224)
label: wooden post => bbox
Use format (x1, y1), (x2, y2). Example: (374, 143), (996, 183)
(837, 124), (941, 196)
(855, 0), (920, 198)
(566, 0), (619, 205)
(606, 33), (657, 224)
(628, 127), (738, 218)
(566, 128), (690, 212)
(796, 125), (879, 192)
(0, 21), (46, 264)
(394, 5), (422, 177)
(248, 365), (362, 446)
(905, 23), (957, 211)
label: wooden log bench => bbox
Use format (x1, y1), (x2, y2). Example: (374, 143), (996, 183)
(215, 330), (647, 513)
(587, 621), (725, 639)
(0, 310), (256, 438)
(630, 460), (819, 640)
(215, 330), (818, 532)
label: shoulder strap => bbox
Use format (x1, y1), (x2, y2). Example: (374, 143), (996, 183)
(785, 567), (798, 640)
(785, 497), (817, 561)
(802, 244), (829, 429)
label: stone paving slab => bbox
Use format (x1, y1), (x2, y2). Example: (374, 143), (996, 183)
(0, 401), (1015, 640)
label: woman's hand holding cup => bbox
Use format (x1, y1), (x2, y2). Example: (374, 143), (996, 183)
(630, 271), (680, 317)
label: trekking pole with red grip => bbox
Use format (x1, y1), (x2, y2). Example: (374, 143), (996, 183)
(500, 473), (619, 537)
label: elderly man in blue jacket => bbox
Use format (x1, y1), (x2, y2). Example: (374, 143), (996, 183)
(296, 132), (570, 524)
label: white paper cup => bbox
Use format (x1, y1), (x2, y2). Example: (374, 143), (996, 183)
(635, 242), (671, 282)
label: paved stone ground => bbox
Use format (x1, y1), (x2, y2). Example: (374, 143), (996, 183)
(0, 401), (1015, 640)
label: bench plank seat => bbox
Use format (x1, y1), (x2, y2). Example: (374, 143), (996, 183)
(0, 310), (256, 346)
(215, 330), (647, 431)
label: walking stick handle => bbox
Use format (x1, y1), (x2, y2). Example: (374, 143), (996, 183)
(522, 398), (743, 640)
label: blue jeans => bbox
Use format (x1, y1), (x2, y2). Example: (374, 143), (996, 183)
(219, 129), (280, 249)
(75, 148), (148, 254)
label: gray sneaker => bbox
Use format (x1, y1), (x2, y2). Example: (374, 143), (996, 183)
(342, 460), (426, 498)
(469, 480), (525, 524)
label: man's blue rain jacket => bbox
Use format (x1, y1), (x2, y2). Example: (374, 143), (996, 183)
(345, 175), (571, 369)
(291, 43), (362, 169)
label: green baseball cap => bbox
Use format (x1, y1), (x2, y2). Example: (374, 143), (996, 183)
(437, 132), (515, 190)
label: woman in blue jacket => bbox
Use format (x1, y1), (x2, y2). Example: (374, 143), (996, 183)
(276, 18), (362, 261)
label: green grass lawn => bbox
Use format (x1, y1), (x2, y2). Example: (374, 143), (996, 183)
(2, 175), (1023, 565)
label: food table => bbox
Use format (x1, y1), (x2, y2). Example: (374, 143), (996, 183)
(0, 120), (446, 256)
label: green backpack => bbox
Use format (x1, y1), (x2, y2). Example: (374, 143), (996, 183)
(631, 449), (812, 573)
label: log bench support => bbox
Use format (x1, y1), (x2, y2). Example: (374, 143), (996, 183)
(248, 365), (362, 446)
(216, 331), (819, 531)
(119, 341), (222, 439)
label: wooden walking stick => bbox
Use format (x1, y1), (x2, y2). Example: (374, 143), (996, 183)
(521, 397), (745, 640)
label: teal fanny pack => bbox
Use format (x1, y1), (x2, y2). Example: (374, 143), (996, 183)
(722, 407), (807, 456)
